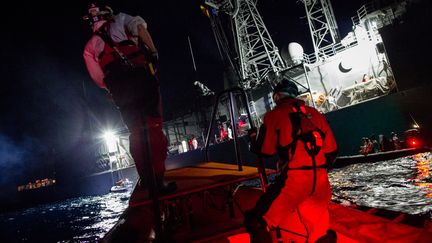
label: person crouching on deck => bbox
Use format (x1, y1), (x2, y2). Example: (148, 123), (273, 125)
(245, 78), (338, 242)
(82, 2), (176, 194)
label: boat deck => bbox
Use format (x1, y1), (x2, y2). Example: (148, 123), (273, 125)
(129, 161), (275, 208)
(103, 162), (276, 242)
(103, 161), (432, 243)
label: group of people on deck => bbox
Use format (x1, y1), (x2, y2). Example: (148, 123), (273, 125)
(216, 117), (249, 143)
(359, 132), (401, 155)
(174, 136), (199, 154)
(82, 2), (338, 242)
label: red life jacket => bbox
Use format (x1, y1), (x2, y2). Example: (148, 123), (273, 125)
(99, 40), (148, 73)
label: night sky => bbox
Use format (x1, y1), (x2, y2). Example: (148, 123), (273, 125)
(0, 0), (365, 203)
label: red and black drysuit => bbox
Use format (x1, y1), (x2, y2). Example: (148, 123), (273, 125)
(83, 14), (167, 189)
(246, 97), (338, 242)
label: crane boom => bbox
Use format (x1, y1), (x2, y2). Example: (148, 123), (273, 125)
(205, 0), (286, 90)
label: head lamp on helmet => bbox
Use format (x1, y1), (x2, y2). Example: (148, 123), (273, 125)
(82, 2), (113, 26)
(273, 78), (299, 99)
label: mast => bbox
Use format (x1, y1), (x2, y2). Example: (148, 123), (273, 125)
(233, 0), (286, 89)
(300, 0), (340, 62)
(205, 0), (286, 89)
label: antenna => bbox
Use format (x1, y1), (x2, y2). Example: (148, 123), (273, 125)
(187, 36), (198, 72)
(188, 36), (214, 96)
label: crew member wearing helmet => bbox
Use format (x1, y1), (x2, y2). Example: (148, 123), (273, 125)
(82, 2), (176, 194)
(245, 78), (338, 242)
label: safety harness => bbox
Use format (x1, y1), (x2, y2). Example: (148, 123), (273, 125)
(279, 100), (326, 195)
(95, 23), (154, 75)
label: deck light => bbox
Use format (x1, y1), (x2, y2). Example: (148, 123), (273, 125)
(103, 130), (118, 153)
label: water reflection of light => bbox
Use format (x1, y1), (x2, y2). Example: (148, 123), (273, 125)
(411, 153), (432, 198)
(83, 192), (130, 239)
(329, 152), (432, 215)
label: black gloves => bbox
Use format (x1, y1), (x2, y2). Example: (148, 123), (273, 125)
(149, 52), (159, 66)
(147, 51), (159, 75)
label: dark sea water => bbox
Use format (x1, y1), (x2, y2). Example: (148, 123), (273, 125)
(1, 152), (431, 242)
(330, 152), (432, 215)
(0, 192), (131, 243)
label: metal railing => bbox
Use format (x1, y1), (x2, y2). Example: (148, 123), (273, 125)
(204, 87), (269, 188)
(351, 1), (401, 29)
(352, 2), (376, 26)
(301, 1), (402, 64)
(302, 40), (359, 64)
(204, 88), (252, 171)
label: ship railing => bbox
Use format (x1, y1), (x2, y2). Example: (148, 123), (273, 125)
(351, 1), (401, 30)
(204, 87), (269, 186)
(352, 2), (377, 26)
(303, 41), (359, 64)
(204, 88), (250, 171)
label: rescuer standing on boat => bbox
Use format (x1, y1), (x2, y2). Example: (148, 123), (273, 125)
(245, 78), (338, 242)
(82, 2), (176, 194)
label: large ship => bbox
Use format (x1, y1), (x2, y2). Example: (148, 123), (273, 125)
(88, 0), (432, 192)
(191, 0), (432, 157)
(159, 0), (429, 157)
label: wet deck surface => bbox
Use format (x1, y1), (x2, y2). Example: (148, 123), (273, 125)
(105, 162), (274, 242)
(129, 161), (274, 207)
(103, 160), (432, 242)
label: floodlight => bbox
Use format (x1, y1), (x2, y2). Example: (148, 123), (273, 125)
(103, 130), (118, 153)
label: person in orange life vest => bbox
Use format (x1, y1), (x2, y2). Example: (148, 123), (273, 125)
(245, 79), (338, 243)
(82, 2), (176, 193)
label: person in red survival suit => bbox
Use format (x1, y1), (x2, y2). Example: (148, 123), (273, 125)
(245, 79), (338, 243)
(82, 2), (176, 194)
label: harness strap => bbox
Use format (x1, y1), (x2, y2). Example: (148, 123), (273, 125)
(287, 164), (327, 170)
(98, 40), (141, 58)
(286, 100), (325, 195)
(311, 156), (317, 195)
(95, 23), (137, 69)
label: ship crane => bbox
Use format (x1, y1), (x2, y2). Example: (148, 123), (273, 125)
(204, 0), (286, 90)
(204, 0), (341, 88)
(204, 0), (346, 114)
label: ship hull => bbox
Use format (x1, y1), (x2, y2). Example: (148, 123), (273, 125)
(325, 83), (432, 156)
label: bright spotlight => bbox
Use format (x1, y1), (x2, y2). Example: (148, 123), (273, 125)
(103, 130), (117, 153)
(103, 131), (115, 142)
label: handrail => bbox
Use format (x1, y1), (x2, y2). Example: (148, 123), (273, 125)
(302, 41), (358, 64)
(351, 2), (377, 27)
(204, 87), (252, 170)
(204, 87), (269, 188)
